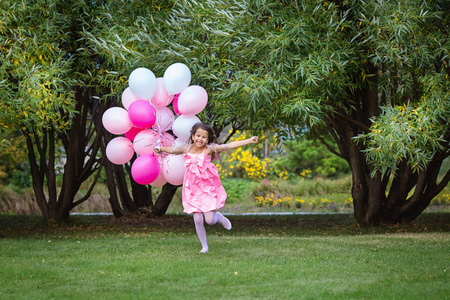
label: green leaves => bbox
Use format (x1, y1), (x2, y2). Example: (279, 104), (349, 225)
(1, 0), (448, 180)
(358, 102), (447, 175)
(0, 0), (77, 133)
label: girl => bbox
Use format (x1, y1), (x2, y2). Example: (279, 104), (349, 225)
(154, 123), (258, 253)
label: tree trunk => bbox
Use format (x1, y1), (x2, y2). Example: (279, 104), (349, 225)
(102, 133), (154, 217)
(23, 88), (104, 222)
(325, 64), (450, 225)
(335, 112), (450, 226)
(104, 161), (124, 217)
(103, 158), (180, 218)
(264, 129), (270, 158)
(24, 130), (49, 220)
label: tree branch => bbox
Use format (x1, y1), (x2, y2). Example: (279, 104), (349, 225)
(335, 110), (371, 133)
(311, 127), (343, 158)
(222, 119), (245, 144)
(72, 160), (104, 207)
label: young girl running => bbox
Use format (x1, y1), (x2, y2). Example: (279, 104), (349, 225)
(154, 123), (258, 253)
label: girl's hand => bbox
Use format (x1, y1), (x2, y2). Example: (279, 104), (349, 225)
(153, 145), (161, 153)
(250, 136), (259, 144)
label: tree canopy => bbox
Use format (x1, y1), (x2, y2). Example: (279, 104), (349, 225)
(75, 0), (450, 224)
(1, 1), (111, 220)
(1, 0), (449, 224)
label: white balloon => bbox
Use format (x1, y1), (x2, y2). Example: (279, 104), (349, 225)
(129, 68), (157, 100)
(172, 137), (187, 148)
(102, 107), (132, 135)
(177, 85), (208, 116)
(162, 154), (185, 185)
(172, 115), (200, 141)
(163, 63), (191, 95)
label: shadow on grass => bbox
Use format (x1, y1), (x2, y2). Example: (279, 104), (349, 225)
(1, 212), (449, 238)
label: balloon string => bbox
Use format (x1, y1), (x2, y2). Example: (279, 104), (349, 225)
(154, 114), (176, 144)
(154, 114), (175, 133)
(135, 114), (176, 161)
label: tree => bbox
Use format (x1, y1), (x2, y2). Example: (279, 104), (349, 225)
(0, 1), (106, 221)
(0, 0), (240, 220)
(3, 0), (448, 225)
(148, 0), (449, 225)
(77, 0), (184, 217)
(77, 0), (246, 216)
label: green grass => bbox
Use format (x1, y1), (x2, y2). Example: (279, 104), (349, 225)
(1, 214), (449, 300)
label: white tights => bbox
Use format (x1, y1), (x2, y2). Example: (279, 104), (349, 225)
(193, 212), (224, 251)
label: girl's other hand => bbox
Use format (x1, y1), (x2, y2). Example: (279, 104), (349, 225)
(251, 136), (258, 143)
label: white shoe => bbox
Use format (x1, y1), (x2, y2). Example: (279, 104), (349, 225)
(199, 248), (208, 253)
(217, 212), (232, 230)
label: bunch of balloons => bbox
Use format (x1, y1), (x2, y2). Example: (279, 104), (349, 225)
(102, 63), (208, 186)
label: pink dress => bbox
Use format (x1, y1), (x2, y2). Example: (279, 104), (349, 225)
(182, 147), (227, 214)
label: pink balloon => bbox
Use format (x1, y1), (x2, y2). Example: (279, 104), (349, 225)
(151, 78), (174, 107)
(121, 87), (138, 110)
(152, 106), (175, 133)
(124, 126), (144, 141)
(131, 154), (160, 185)
(133, 129), (159, 156)
(161, 132), (175, 147)
(102, 107), (132, 135)
(172, 94), (180, 115)
(150, 164), (167, 187)
(106, 137), (134, 165)
(128, 100), (156, 128)
(162, 154), (185, 185)
(177, 85), (208, 116)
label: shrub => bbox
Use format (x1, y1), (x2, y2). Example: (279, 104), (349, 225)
(274, 139), (350, 178)
(217, 130), (269, 180)
(430, 191), (450, 206)
(221, 178), (257, 204)
(0, 186), (39, 214)
(248, 176), (354, 211)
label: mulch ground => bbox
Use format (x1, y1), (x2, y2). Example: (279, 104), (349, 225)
(1, 211), (449, 238)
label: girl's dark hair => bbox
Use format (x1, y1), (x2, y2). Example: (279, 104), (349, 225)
(190, 123), (217, 144)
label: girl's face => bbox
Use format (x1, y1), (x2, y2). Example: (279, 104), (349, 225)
(192, 128), (209, 148)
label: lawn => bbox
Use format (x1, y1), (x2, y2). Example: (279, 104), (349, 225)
(0, 214), (449, 299)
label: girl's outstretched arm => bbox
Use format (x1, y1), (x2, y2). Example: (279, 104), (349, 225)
(225, 136), (259, 150)
(154, 146), (173, 154)
(154, 145), (186, 155)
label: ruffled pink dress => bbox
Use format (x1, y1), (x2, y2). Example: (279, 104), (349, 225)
(182, 146), (227, 214)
